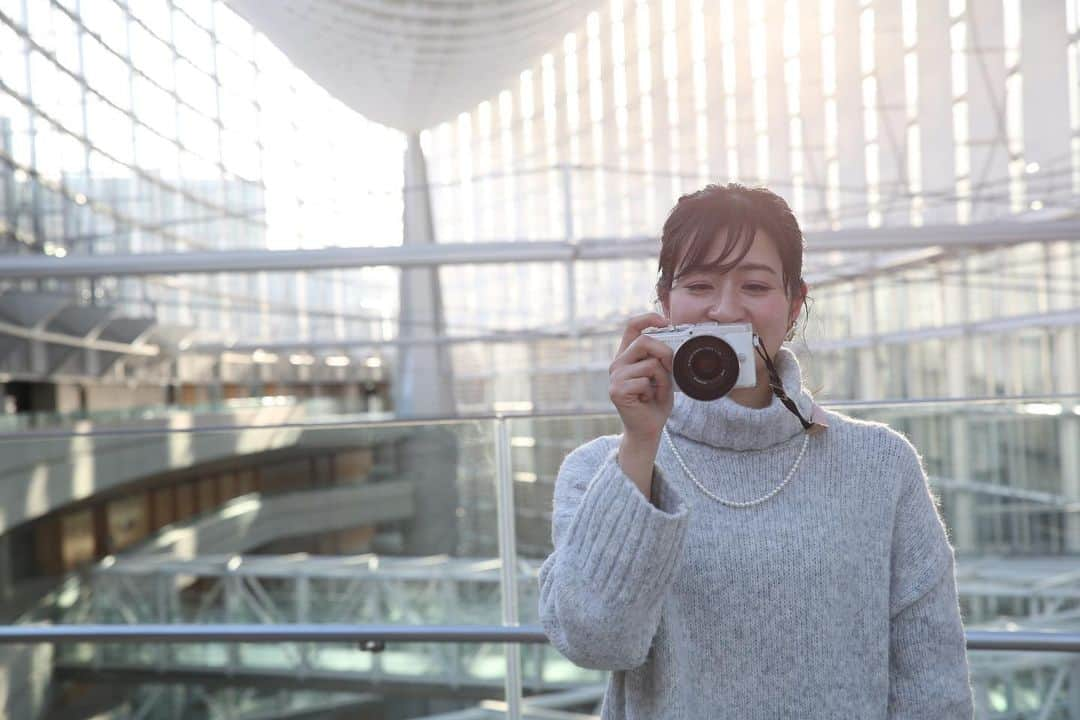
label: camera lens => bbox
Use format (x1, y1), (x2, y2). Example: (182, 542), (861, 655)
(672, 335), (739, 401)
(690, 348), (721, 378)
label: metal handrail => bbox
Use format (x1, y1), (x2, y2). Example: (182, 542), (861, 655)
(0, 624), (549, 646)
(1, 624), (1078, 653)
(6, 391), (1080, 440)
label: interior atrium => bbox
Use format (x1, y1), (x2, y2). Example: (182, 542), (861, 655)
(2, 0), (1080, 717)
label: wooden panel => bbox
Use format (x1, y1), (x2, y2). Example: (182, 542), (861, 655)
(175, 483), (196, 522)
(33, 517), (62, 576)
(335, 449), (374, 483)
(317, 534), (338, 554)
(106, 493), (150, 552)
(235, 469), (256, 496)
(59, 509), (96, 571)
(196, 477), (216, 512)
(151, 488), (174, 530)
(259, 458), (310, 495)
(179, 384), (201, 405)
(222, 383), (247, 399)
(337, 526), (376, 554)
(219, 472), (237, 502)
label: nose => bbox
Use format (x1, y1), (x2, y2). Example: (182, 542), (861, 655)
(704, 285), (748, 324)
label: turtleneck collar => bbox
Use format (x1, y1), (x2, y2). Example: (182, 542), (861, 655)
(665, 346), (816, 451)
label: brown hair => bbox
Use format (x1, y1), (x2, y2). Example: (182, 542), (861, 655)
(656, 183), (806, 302)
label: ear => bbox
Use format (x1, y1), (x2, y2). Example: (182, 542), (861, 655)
(657, 288), (671, 318)
(788, 281), (808, 325)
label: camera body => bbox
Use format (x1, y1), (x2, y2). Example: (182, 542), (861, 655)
(642, 322), (757, 401)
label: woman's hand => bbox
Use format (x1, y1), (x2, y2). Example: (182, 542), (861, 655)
(609, 314), (675, 487)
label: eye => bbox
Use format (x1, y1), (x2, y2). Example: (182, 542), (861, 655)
(743, 283), (770, 292)
(686, 283), (712, 292)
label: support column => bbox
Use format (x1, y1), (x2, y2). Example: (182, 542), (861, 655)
(917, 0), (957, 225)
(398, 427), (460, 556)
(945, 347), (976, 553)
(1020, 1), (1071, 210)
(854, 278), (879, 399)
(702, 2), (728, 182)
(1057, 321), (1080, 552)
(648, 0), (670, 205)
(1068, 663), (1080, 720)
(1061, 415), (1080, 552)
(731, 0), (757, 183)
(764, 0), (791, 190)
(625, 2), (654, 229)
(963, 2), (1009, 221)
(798, 0), (827, 224)
(395, 133), (455, 418)
(0, 534), (12, 604)
(874, 0), (909, 225)
(835, 0), (868, 227)
(943, 253), (975, 552)
(0, 118), (14, 239)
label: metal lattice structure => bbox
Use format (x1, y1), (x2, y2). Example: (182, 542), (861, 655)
(224, 0), (607, 133)
(27, 551), (1080, 718)
(49, 554), (603, 697)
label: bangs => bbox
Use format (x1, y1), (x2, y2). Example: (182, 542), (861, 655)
(670, 209), (758, 282)
(657, 183), (803, 300)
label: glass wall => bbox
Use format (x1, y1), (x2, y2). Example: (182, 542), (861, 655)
(415, 0), (1080, 407)
(8, 403), (1078, 717)
(0, 0), (403, 367)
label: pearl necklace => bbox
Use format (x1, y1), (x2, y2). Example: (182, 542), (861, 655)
(661, 428), (810, 509)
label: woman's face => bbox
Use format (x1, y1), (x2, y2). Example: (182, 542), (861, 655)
(660, 229), (804, 372)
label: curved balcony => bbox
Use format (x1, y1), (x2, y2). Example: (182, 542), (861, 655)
(1, 399), (1079, 718)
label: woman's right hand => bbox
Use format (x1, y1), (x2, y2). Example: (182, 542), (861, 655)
(609, 312), (676, 441)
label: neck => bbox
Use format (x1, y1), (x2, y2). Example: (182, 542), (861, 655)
(666, 346), (814, 451)
(727, 363), (774, 409)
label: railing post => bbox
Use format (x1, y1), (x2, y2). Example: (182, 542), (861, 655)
(494, 417), (523, 720)
(224, 570), (241, 675)
(562, 164), (583, 409)
(295, 573), (311, 675)
(156, 570), (169, 670)
(561, 163), (575, 244)
(90, 573), (103, 670)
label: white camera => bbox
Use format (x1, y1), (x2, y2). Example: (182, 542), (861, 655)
(641, 322), (758, 401)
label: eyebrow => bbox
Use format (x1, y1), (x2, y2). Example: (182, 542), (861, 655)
(680, 261), (779, 278)
(734, 262), (779, 276)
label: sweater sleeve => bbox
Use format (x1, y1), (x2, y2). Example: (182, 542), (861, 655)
(887, 440), (974, 718)
(538, 436), (690, 670)
(888, 562), (974, 718)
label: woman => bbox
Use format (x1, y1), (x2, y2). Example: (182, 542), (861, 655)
(538, 184), (973, 718)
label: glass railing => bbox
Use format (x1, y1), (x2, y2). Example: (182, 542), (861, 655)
(0, 394), (382, 433)
(0, 398), (1078, 719)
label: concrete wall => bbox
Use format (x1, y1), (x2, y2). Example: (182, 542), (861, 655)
(140, 482), (416, 559)
(0, 642), (51, 720)
(83, 384), (166, 412)
(0, 404), (309, 536)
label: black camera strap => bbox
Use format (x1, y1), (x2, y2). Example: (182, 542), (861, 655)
(754, 339), (814, 431)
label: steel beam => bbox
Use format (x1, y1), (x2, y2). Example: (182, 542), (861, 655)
(0, 316), (159, 356)
(2, 219), (1079, 279)
(192, 306), (1080, 355)
(0, 624), (1077, 653)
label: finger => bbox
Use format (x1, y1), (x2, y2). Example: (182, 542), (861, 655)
(612, 356), (666, 384)
(611, 377), (655, 405)
(617, 312), (671, 356)
(650, 360), (673, 397)
(612, 358), (672, 405)
(638, 357), (673, 398)
(617, 334), (675, 372)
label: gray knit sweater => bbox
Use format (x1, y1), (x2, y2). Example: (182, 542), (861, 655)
(538, 348), (974, 719)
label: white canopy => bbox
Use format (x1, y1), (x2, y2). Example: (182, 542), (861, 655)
(227, 0), (604, 132)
